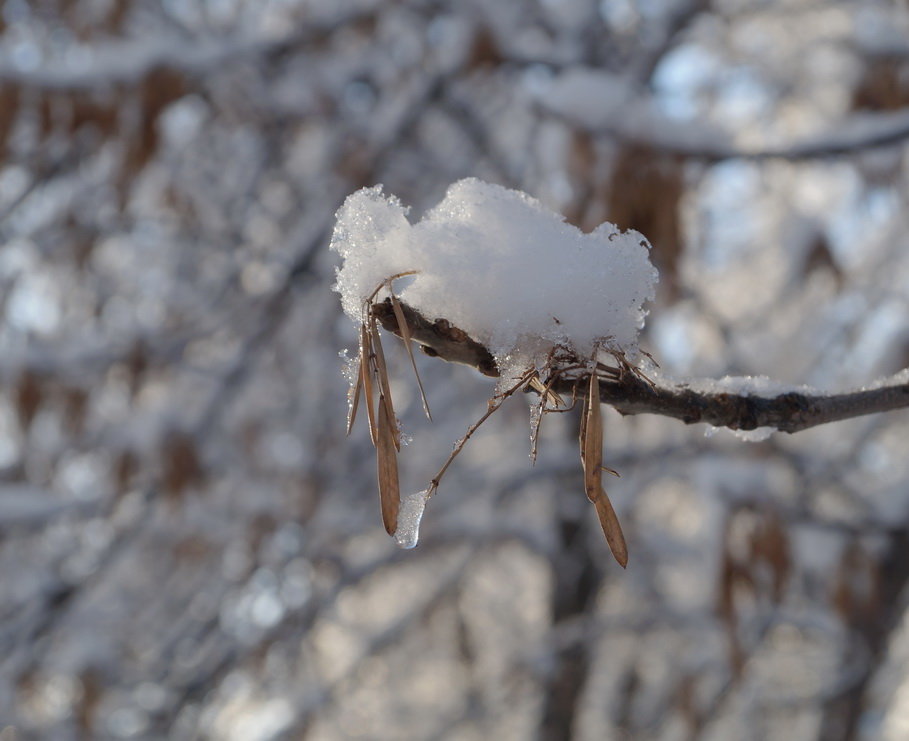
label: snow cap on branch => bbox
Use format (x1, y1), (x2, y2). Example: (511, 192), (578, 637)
(331, 178), (658, 376)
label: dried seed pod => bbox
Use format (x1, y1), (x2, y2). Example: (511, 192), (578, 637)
(359, 322), (378, 446)
(580, 370), (628, 568)
(346, 352), (363, 436)
(377, 396), (400, 535)
(582, 371), (604, 502)
(593, 487), (628, 568)
(369, 313), (399, 451)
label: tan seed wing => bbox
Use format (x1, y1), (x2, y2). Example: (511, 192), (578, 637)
(391, 294), (432, 421)
(582, 372), (603, 503)
(529, 376), (546, 395)
(529, 375), (564, 408)
(579, 370), (627, 565)
(360, 323), (378, 446)
(377, 397), (400, 535)
(346, 352), (363, 436)
(593, 490), (628, 568)
(369, 316), (400, 451)
(579, 390), (588, 467)
(546, 387), (565, 409)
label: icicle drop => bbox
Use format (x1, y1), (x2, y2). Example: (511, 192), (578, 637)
(393, 489), (430, 549)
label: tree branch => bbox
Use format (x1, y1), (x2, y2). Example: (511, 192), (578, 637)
(547, 106), (909, 162)
(669, 109), (909, 162)
(373, 300), (909, 434)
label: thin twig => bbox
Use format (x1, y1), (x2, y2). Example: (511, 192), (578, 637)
(429, 370), (535, 491)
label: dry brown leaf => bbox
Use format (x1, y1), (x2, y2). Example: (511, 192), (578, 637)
(391, 293), (432, 420)
(377, 396), (400, 535)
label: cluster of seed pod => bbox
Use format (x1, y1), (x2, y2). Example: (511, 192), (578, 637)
(347, 274), (631, 567)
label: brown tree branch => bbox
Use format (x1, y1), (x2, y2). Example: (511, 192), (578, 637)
(373, 300), (909, 434)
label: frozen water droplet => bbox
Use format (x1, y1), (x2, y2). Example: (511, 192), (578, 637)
(529, 403), (542, 436)
(733, 426), (774, 442)
(528, 402), (543, 462)
(394, 489), (430, 549)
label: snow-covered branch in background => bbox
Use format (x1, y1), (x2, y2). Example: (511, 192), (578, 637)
(0, 8), (376, 90)
(535, 68), (909, 161)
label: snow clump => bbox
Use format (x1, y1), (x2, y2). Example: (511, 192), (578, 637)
(331, 178), (658, 377)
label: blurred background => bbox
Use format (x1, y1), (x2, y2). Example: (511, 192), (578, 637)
(2, 1), (909, 739)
